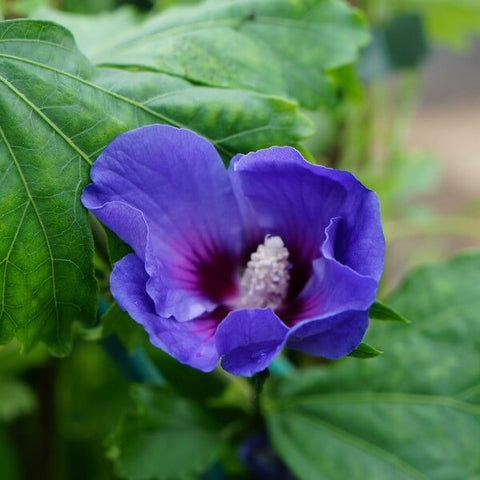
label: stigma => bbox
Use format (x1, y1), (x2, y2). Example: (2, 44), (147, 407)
(238, 235), (290, 310)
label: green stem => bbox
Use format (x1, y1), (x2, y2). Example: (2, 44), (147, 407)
(270, 356), (295, 377)
(97, 297), (166, 385)
(100, 336), (165, 385)
(89, 213), (111, 270)
(251, 369), (270, 415)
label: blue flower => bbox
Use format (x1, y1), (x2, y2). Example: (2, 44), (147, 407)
(82, 125), (384, 376)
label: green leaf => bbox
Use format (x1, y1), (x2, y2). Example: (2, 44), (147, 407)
(55, 341), (132, 440)
(43, 0), (369, 109)
(92, 67), (313, 155)
(369, 300), (410, 323)
(0, 377), (36, 422)
(108, 385), (223, 480)
(0, 19), (312, 353)
(32, 6), (141, 58)
(0, 20), (97, 354)
(265, 253), (480, 479)
(347, 341), (383, 358)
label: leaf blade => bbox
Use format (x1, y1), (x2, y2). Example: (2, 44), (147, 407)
(37, 0), (370, 109)
(0, 19), (312, 352)
(369, 300), (410, 323)
(347, 341), (383, 358)
(265, 253), (480, 479)
(108, 386), (223, 480)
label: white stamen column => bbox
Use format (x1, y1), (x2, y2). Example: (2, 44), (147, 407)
(238, 236), (290, 310)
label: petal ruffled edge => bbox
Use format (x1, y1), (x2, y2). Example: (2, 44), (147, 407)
(286, 310), (369, 359)
(231, 146), (385, 281)
(230, 146), (348, 265)
(281, 217), (378, 326)
(110, 253), (219, 372)
(321, 176), (385, 282)
(83, 124), (244, 322)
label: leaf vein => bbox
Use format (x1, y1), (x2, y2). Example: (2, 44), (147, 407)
(290, 410), (430, 480)
(0, 125), (61, 338)
(0, 73), (92, 166)
(0, 52), (233, 156)
(0, 198), (29, 327)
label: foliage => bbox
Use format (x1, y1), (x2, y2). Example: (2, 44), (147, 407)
(265, 253), (480, 479)
(1, 0), (479, 478)
(33, 0), (369, 108)
(0, 16), (312, 354)
(108, 386), (224, 480)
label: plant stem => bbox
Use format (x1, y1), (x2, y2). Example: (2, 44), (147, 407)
(251, 369), (270, 415)
(100, 335), (165, 385)
(97, 298), (166, 385)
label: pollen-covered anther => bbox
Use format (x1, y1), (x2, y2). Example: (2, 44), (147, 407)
(238, 235), (290, 310)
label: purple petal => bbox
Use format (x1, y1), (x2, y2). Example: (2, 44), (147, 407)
(110, 253), (219, 372)
(231, 147), (384, 284)
(216, 309), (288, 377)
(231, 147), (347, 265)
(287, 310), (369, 359)
(281, 217), (377, 326)
(318, 173), (385, 282)
(282, 257), (377, 326)
(82, 125), (243, 321)
(227, 154), (263, 251)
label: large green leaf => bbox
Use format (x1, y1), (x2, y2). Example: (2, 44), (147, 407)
(93, 67), (313, 155)
(36, 0), (369, 109)
(108, 385), (223, 480)
(33, 6), (141, 56)
(0, 20), (97, 353)
(265, 253), (480, 479)
(0, 19), (311, 353)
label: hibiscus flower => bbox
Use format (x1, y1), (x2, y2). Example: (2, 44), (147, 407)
(82, 125), (384, 376)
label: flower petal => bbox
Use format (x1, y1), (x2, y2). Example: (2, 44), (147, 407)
(110, 253), (219, 372)
(231, 147), (347, 264)
(318, 173), (385, 282)
(287, 310), (369, 359)
(231, 147), (385, 283)
(215, 308), (288, 377)
(282, 217), (378, 326)
(227, 154), (263, 251)
(282, 257), (377, 326)
(82, 125), (243, 320)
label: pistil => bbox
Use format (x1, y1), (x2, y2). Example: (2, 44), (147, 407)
(238, 236), (290, 310)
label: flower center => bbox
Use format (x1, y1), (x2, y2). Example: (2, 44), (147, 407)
(237, 235), (290, 310)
